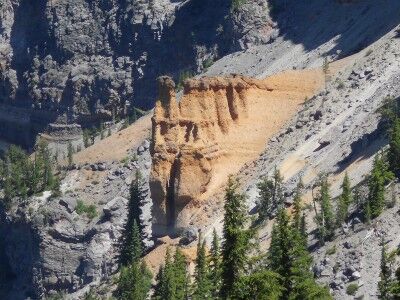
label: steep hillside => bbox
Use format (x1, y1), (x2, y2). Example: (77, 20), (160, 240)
(1, 1), (400, 299)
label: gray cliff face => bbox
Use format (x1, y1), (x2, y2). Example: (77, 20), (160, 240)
(0, 0), (273, 146)
(0, 140), (153, 299)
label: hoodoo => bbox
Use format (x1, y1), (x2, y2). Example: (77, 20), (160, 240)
(150, 70), (322, 235)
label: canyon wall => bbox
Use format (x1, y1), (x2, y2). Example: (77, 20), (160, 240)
(0, 0), (274, 147)
(150, 70), (324, 235)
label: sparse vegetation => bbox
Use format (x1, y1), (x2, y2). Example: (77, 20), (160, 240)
(346, 283), (359, 295)
(176, 70), (194, 91)
(231, 0), (246, 11)
(0, 141), (60, 208)
(202, 58), (214, 70)
(326, 245), (337, 255)
(76, 199), (97, 220)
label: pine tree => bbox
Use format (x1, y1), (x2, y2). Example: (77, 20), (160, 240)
(368, 155), (394, 219)
(232, 270), (283, 300)
(288, 227), (331, 300)
(129, 170), (145, 234)
(292, 179), (304, 231)
(173, 248), (189, 300)
(209, 229), (222, 298)
(127, 220), (143, 264)
(153, 248), (189, 300)
(220, 177), (251, 299)
(300, 214), (307, 239)
(378, 241), (393, 299)
(316, 176), (335, 243)
(257, 167), (284, 221)
(269, 209), (293, 297)
(336, 173), (351, 227)
(118, 260), (152, 300)
(122, 170), (145, 265)
(153, 248), (176, 300)
(193, 234), (211, 299)
(269, 208), (332, 300)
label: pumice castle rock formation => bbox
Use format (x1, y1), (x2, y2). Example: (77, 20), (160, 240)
(150, 75), (264, 234)
(150, 72), (319, 234)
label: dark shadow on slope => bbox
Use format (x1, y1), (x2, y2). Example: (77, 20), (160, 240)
(334, 125), (387, 175)
(269, 0), (400, 58)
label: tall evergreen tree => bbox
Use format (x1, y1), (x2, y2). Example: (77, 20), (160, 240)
(209, 229), (222, 298)
(232, 269), (283, 300)
(127, 220), (143, 265)
(257, 167), (284, 221)
(153, 248), (176, 300)
(153, 248), (189, 300)
(336, 173), (352, 227)
(173, 248), (189, 300)
(378, 241), (394, 300)
(269, 209), (332, 300)
(269, 209), (293, 298)
(288, 228), (331, 300)
(315, 176), (335, 243)
(122, 170), (146, 265)
(368, 155), (394, 219)
(118, 260), (152, 300)
(292, 179), (304, 231)
(193, 234), (211, 299)
(220, 177), (251, 299)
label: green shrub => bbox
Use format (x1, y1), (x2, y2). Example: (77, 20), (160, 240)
(346, 283), (359, 295)
(176, 70), (194, 91)
(326, 245), (336, 255)
(75, 200), (97, 220)
(76, 199), (86, 215)
(203, 58), (214, 70)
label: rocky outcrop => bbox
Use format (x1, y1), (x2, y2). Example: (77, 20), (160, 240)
(0, 0), (274, 147)
(150, 75), (268, 235)
(149, 71), (322, 235)
(0, 195), (127, 299)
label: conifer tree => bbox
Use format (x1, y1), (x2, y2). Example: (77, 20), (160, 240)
(220, 177), (251, 299)
(118, 260), (152, 300)
(300, 214), (307, 239)
(153, 248), (176, 300)
(292, 179), (304, 231)
(209, 229), (222, 298)
(368, 155), (394, 219)
(173, 248), (189, 300)
(257, 167), (284, 221)
(127, 220), (143, 264)
(288, 227), (331, 300)
(269, 208), (332, 300)
(122, 170), (145, 265)
(316, 176), (335, 242)
(232, 269), (283, 300)
(336, 173), (351, 227)
(378, 241), (393, 299)
(193, 234), (211, 299)
(153, 248), (189, 300)
(269, 209), (293, 297)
